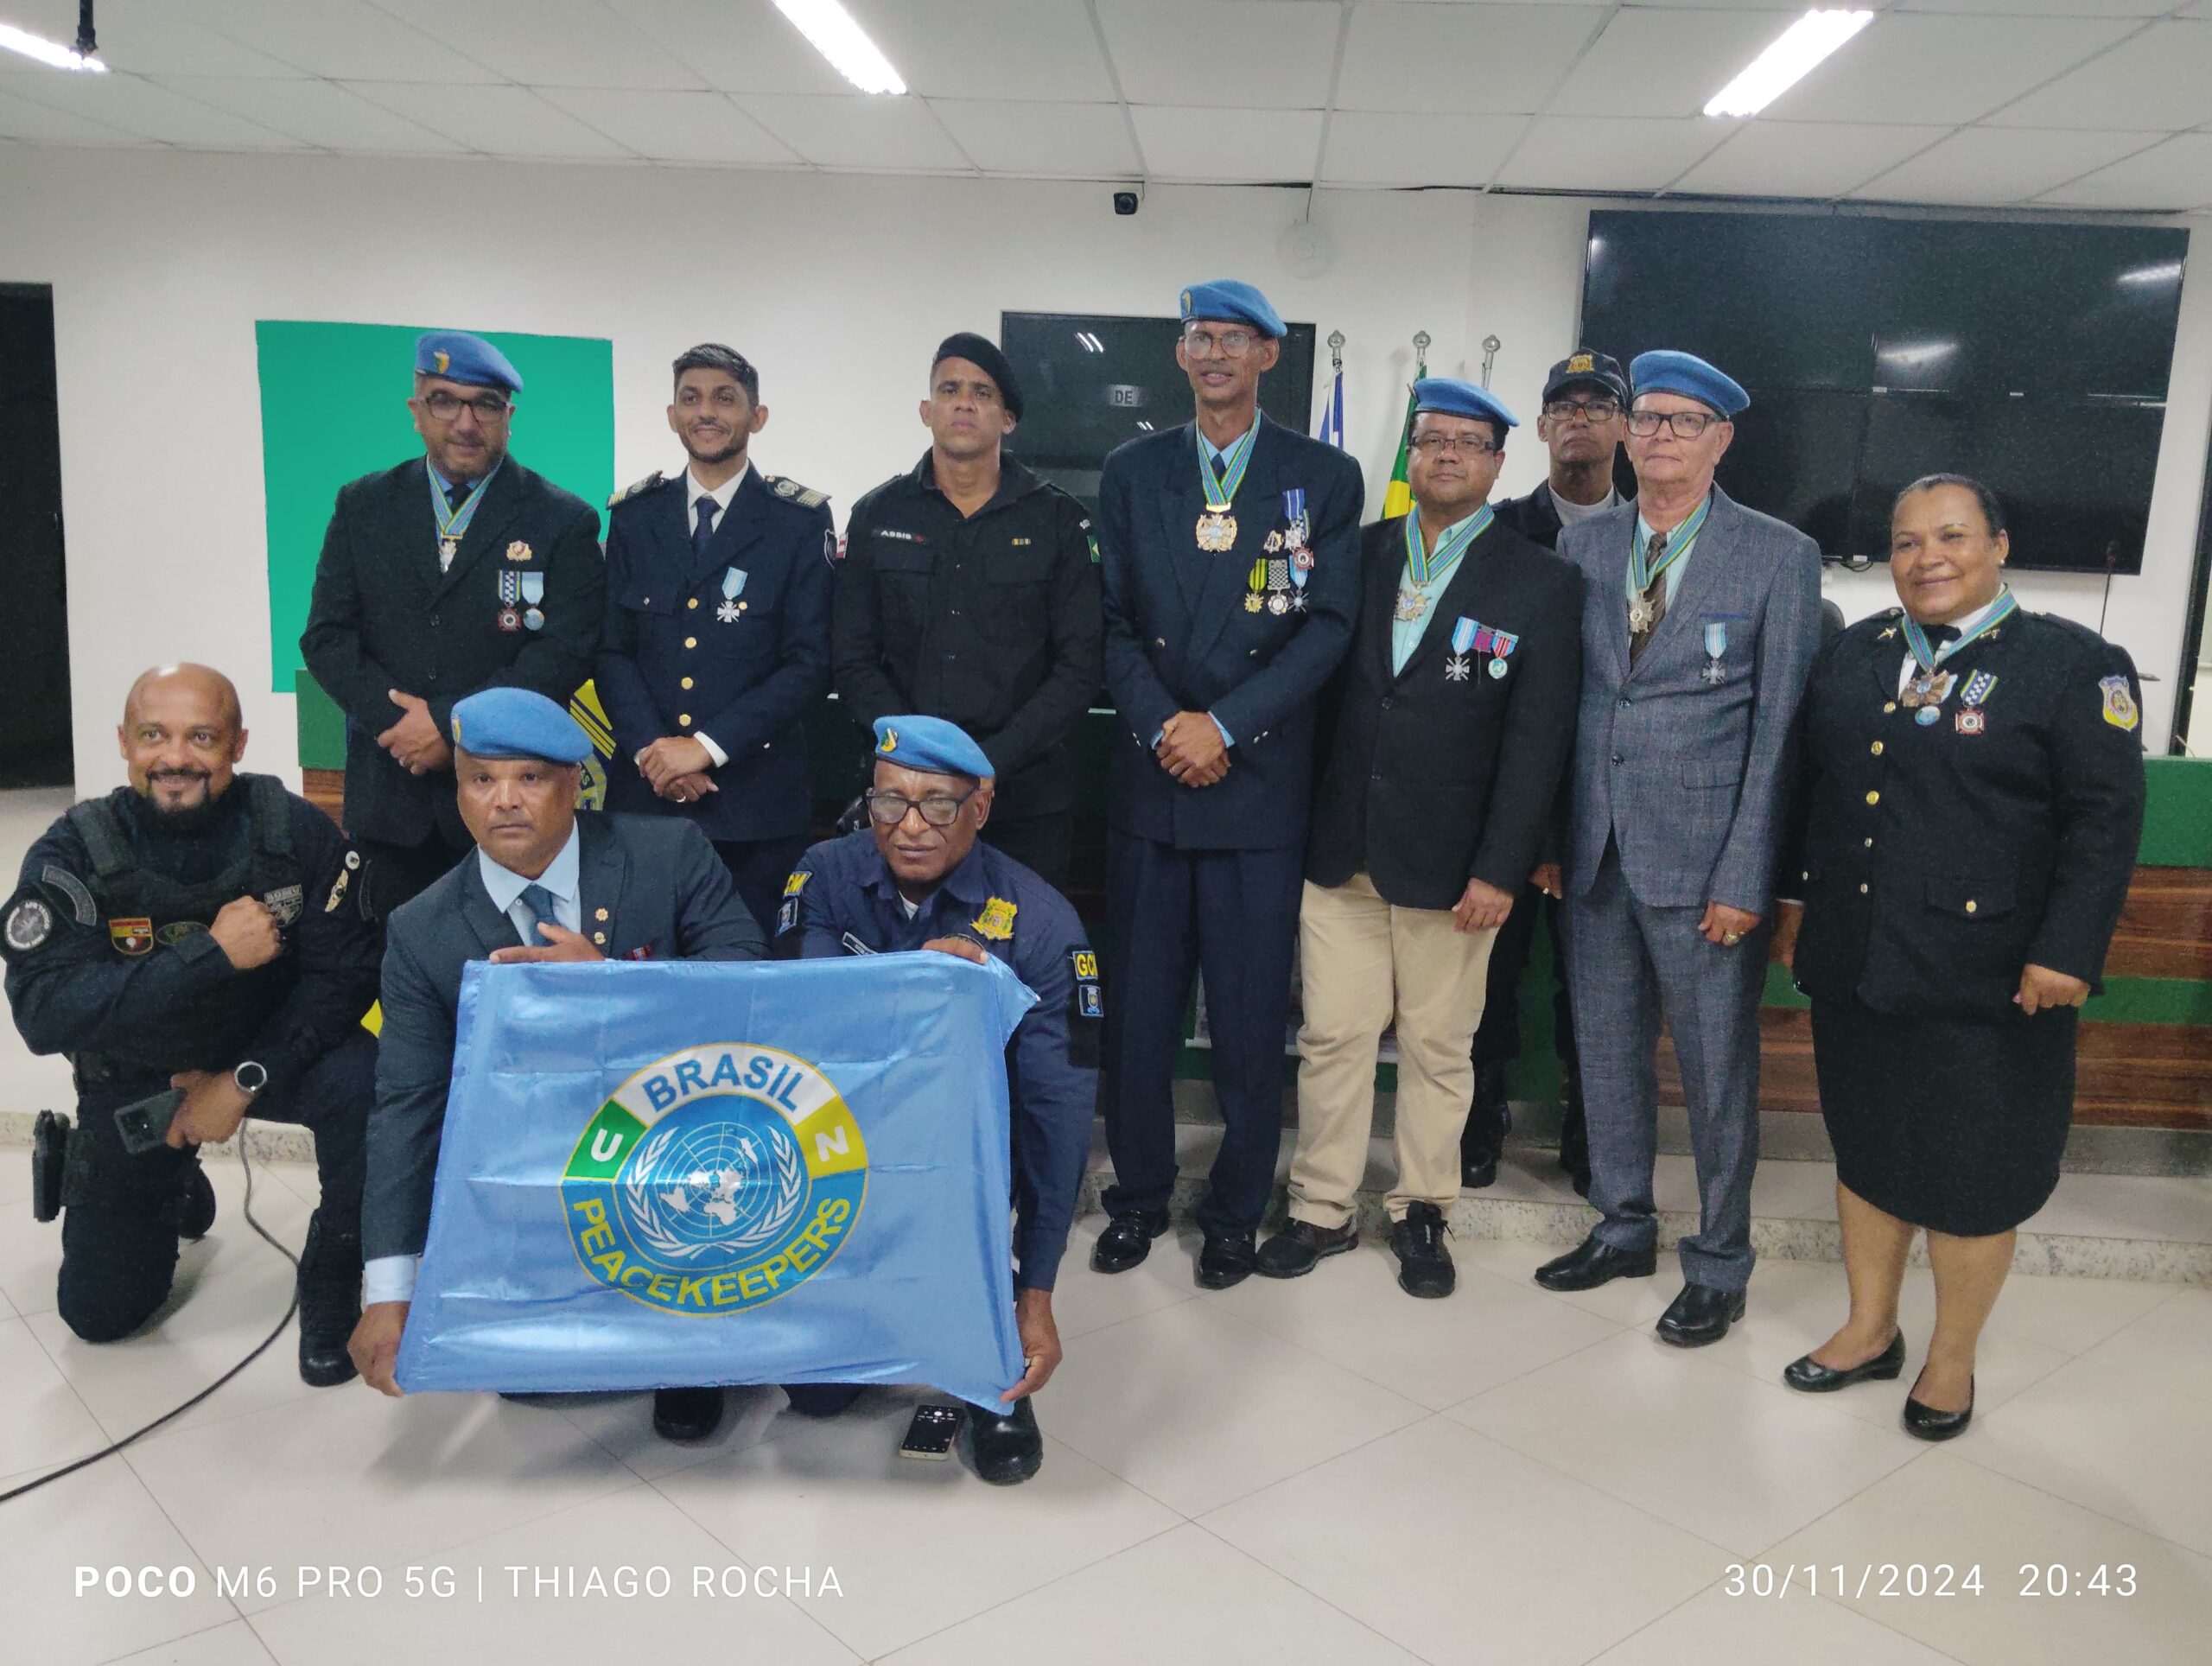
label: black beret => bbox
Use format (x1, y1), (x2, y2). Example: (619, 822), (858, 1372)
(932, 332), (1024, 421)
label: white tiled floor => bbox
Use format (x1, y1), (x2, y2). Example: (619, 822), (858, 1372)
(0, 1153), (2204, 1665)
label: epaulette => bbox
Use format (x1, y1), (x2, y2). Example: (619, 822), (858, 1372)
(766, 473), (830, 509)
(607, 470), (667, 509)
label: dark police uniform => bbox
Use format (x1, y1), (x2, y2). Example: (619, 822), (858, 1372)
(2, 776), (379, 1342)
(772, 830), (1098, 1293)
(1097, 412), (1363, 1239)
(597, 466), (834, 933)
(1786, 605), (2145, 1235)
(299, 456), (605, 914)
(833, 455), (1103, 889)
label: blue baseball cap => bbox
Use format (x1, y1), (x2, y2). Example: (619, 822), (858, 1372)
(1179, 279), (1286, 340)
(416, 330), (524, 394)
(872, 715), (995, 780)
(1414, 377), (1518, 431)
(450, 688), (590, 764)
(1630, 350), (1747, 418)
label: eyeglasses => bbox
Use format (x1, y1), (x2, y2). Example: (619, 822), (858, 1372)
(864, 787), (977, 828)
(1543, 398), (1620, 424)
(421, 390), (512, 422)
(1624, 409), (1721, 440)
(1409, 434), (1502, 457)
(1182, 325), (1263, 359)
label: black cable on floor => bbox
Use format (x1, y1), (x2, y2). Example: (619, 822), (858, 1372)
(0, 1135), (301, 1504)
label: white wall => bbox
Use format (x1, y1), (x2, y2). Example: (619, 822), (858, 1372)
(1, 145), (2205, 783)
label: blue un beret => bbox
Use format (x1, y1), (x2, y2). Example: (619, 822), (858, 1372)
(1179, 279), (1286, 340)
(450, 688), (591, 765)
(873, 715), (995, 781)
(416, 330), (524, 395)
(1630, 350), (1747, 418)
(1414, 378), (1518, 431)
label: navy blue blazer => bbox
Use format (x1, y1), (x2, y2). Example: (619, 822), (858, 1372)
(1099, 416), (1363, 849)
(594, 467), (834, 843)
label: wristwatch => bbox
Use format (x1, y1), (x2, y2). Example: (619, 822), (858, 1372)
(232, 1059), (269, 1098)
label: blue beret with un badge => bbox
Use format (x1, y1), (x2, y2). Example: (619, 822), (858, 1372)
(450, 688), (591, 764)
(415, 330), (524, 394)
(1179, 279), (1286, 340)
(1414, 378), (1517, 431)
(872, 715), (995, 779)
(1630, 350), (1747, 418)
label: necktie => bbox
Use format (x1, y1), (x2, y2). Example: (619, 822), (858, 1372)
(516, 882), (560, 947)
(1933, 624), (1961, 646)
(693, 496), (719, 563)
(1629, 531), (1668, 667)
(446, 478), (473, 514)
(1211, 451), (1229, 489)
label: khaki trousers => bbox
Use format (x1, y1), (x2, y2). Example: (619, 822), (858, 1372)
(1290, 873), (1498, 1226)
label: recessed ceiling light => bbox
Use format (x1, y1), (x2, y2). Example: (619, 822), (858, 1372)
(772, 0), (906, 96)
(1703, 10), (1872, 118)
(0, 20), (108, 73)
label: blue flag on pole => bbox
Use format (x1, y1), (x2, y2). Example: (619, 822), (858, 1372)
(1318, 361), (1345, 450)
(394, 953), (1036, 1410)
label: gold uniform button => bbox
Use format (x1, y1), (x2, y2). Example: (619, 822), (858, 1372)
(688, 598), (699, 609)
(595, 908), (608, 921)
(1859, 883), (1869, 894)
(1965, 900), (1978, 913)
(1870, 741), (1884, 756)
(678, 714), (691, 726)
(684, 636), (697, 650)
(681, 677), (694, 690)
(1883, 702), (1897, 714)
(592, 931), (606, 945)
(1865, 790), (1880, 805)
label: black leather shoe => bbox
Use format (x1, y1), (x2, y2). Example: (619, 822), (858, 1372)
(1090, 1209), (1171, 1275)
(177, 1160), (216, 1242)
(1656, 1283), (1746, 1347)
(783, 1382), (865, 1419)
(295, 1211), (363, 1388)
(1255, 1218), (1357, 1278)
(1197, 1229), (1256, 1289)
(652, 1385), (724, 1441)
(1903, 1375), (1974, 1441)
(1460, 1063), (1508, 1189)
(1534, 1235), (1656, 1292)
(1460, 1155), (1498, 1190)
(1783, 1331), (1906, 1394)
(1389, 1202), (1455, 1299)
(969, 1396), (1043, 1485)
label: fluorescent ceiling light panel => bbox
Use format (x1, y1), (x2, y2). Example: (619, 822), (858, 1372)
(0, 20), (108, 72)
(772, 0), (906, 96)
(1703, 10), (1872, 118)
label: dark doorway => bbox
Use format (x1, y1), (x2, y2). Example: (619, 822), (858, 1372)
(0, 285), (71, 788)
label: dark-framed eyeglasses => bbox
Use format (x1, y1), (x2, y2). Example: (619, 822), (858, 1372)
(864, 786), (977, 828)
(421, 389), (512, 422)
(1409, 434), (1502, 457)
(1543, 398), (1621, 424)
(1624, 409), (1719, 440)
(1182, 324), (1263, 359)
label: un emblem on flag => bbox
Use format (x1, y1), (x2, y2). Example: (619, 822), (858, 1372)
(562, 1045), (868, 1314)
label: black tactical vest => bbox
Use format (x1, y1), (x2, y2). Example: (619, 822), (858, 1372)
(67, 773), (305, 1080)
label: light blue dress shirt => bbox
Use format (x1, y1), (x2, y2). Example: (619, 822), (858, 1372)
(1391, 507), (1485, 675)
(1626, 490), (1713, 611)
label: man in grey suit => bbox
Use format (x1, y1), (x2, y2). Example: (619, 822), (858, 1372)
(346, 687), (765, 1438)
(1534, 351), (1821, 1347)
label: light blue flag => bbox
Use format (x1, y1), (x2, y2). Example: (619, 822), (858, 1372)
(1318, 363), (1345, 450)
(395, 953), (1037, 1410)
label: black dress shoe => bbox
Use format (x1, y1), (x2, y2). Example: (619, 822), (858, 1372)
(783, 1382), (865, 1419)
(177, 1160), (217, 1242)
(1388, 1202), (1455, 1299)
(1783, 1332), (1906, 1394)
(1656, 1282), (1746, 1347)
(1533, 1235), (1656, 1292)
(1090, 1210), (1171, 1275)
(1903, 1376), (1974, 1441)
(1197, 1229), (1256, 1289)
(295, 1211), (363, 1388)
(1254, 1218), (1357, 1278)
(652, 1385), (725, 1441)
(1460, 1155), (1498, 1190)
(969, 1396), (1043, 1485)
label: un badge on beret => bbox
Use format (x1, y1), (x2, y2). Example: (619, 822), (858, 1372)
(4, 897), (53, 953)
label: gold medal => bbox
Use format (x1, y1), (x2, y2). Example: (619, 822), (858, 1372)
(1243, 593), (1265, 613)
(440, 537), (460, 563)
(1628, 596), (1655, 633)
(1197, 511), (1236, 552)
(1395, 586), (1427, 623)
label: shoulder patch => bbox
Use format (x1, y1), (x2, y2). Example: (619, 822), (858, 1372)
(38, 864), (96, 926)
(973, 897), (1018, 942)
(607, 469), (667, 509)
(5, 896), (54, 953)
(766, 474), (830, 509)
(783, 870), (810, 897)
(2100, 674), (2139, 733)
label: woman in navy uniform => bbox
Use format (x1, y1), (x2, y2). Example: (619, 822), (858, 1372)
(1773, 475), (2145, 1440)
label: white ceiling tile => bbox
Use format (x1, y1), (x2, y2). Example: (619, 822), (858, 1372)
(1098, 0), (1342, 109)
(0, 83), (140, 144)
(603, 0), (850, 95)
(1127, 104), (1325, 181)
(1337, 3), (1603, 116)
(190, 0), (499, 84)
(3, 0), (303, 78)
(1765, 14), (2137, 124)
(1851, 125), (2155, 204)
(149, 76), (471, 152)
(1319, 110), (1528, 186)
(0, 70), (302, 147)
(734, 92), (971, 170)
(369, 0), (702, 89)
(1552, 9), (1807, 119)
(844, 0), (1114, 103)
(347, 81), (637, 158)
(928, 99), (1140, 177)
(2036, 133), (2212, 209)
(535, 86), (798, 164)
(1987, 22), (2212, 132)
(1494, 114), (1735, 191)
(1893, 0), (2172, 15)
(1671, 119), (1953, 200)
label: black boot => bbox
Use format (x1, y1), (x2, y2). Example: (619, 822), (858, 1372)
(969, 1396), (1044, 1485)
(177, 1157), (217, 1242)
(1460, 1060), (1510, 1188)
(296, 1211), (363, 1387)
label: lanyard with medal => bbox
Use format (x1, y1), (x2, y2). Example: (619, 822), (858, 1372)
(1626, 495), (1712, 633)
(1398, 504), (1492, 623)
(428, 461), (495, 569)
(1196, 424), (1258, 554)
(1900, 589), (2016, 724)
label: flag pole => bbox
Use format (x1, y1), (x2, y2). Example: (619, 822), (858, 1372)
(1480, 334), (1501, 389)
